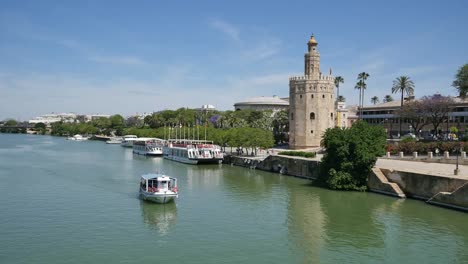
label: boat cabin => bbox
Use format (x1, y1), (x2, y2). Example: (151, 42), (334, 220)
(140, 174), (177, 193)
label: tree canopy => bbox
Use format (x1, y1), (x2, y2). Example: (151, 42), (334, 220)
(318, 121), (386, 191)
(452, 64), (468, 98)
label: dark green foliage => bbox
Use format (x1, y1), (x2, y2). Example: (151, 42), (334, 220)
(452, 64), (468, 97)
(278, 151), (316, 158)
(386, 141), (466, 154)
(318, 121), (387, 191)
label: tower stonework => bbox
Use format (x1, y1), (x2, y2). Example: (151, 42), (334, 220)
(289, 35), (335, 149)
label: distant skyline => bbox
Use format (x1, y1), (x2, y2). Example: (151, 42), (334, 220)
(1, 0), (467, 120)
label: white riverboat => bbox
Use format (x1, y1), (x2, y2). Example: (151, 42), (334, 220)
(133, 138), (164, 156)
(163, 139), (223, 165)
(67, 134), (89, 141)
(139, 173), (178, 204)
(106, 137), (123, 144)
(121, 135), (138, 148)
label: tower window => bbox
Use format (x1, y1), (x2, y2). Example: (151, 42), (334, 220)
(331, 95), (333, 98)
(291, 113), (294, 120)
(300, 95), (302, 99)
(310, 112), (315, 120)
(310, 130), (314, 134)
(311, 94), (314, 99)
(322, 94), (325, 98)
(331, 113), (334, 119)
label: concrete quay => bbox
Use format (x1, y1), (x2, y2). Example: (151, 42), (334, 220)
(224, 152), (468, 211)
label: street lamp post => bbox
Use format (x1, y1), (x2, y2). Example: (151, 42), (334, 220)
(454, 144), (461, 175)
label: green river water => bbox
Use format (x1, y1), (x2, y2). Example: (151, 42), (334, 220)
(0, 134), (467, 264)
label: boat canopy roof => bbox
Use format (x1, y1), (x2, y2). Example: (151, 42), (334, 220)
(135, 137), (164, 141)
(166, 139), (213, 144)
(141, 173), (175, 181)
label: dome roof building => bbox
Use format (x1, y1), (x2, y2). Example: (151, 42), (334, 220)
(234, 96), (289, 112)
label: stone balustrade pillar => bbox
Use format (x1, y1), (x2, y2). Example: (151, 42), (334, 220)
(444, 151), (450, 159)
(428, 152), (433, 159)
(413, 152), (418, 159)
(386, 152), (391, 158)
(399, 152), (404, 158)
(462, 151), (466, 159)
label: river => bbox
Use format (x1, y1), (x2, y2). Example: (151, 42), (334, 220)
(0, 134), (467, 263)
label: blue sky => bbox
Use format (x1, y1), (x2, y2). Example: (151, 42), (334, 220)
(0, 0), (467, 120)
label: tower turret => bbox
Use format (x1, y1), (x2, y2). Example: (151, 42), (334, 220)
(304, 34), (320, 79)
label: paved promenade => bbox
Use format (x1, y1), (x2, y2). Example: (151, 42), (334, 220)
(375, 159), (468, 179)
(229, 148), (468, 178)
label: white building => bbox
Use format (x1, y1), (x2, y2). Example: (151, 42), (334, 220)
(29, 113), (77, 124)
(234, 95), (289, 112)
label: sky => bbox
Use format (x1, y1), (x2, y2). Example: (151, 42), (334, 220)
(0, 0), (467, 120)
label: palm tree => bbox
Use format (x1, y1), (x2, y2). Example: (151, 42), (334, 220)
(371, 96), (379, 105)
(337, 95), (345, 102)
(355, 72), (369, 119)
(391, 76), (415, 137)
(334, 76), (344, 102)
(383, 95), (394, 103)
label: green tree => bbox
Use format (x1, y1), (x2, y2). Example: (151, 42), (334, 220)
(334, 76), (344, 102)
(355, 72), (369, 119)
(420, 94), (454, 137)
(391, 76), (415, 137)
(337, 95), (345, 102)
(452, 64), (468, 98)
(5, 119), (18, 126)
(370, 96), (379, 105)
(383, 95), (394, 103)
(394, 100), (429, 138)
(272, 110), (289, 144)
(109, 114), (125, 128)
(34, 122), (46, 129)
(318, 121), (386, 191)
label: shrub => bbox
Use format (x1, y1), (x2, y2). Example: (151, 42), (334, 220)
(278, 151), (316, 158)
(318, 121), (386, 191)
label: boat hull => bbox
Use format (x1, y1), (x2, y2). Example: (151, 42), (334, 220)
(140, 191), (178, 204)
(163, 154), (222, 165)
(133, 149), (163, 156)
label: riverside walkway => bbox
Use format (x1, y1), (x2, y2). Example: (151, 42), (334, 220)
(230, 148), (468, 179)
(375, 159), (468, 179)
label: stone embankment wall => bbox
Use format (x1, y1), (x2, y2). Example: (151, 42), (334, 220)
(224, 154), (467, 211)
(369, 168), (468, 211)
(223, 154), (319, 180)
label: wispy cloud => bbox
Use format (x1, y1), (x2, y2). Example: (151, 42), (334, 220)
(88, 55), (147, 66)
(240, 39), (282, 62)
(209, 18), (240, 42)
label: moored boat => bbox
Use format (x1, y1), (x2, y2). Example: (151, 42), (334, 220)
(163, 139), (223, 165)
(133, 138), (164, 156)
(139, 173), (178, 204)
(121, 135), (138, 147)
(106, 137), (123, 144)
(67, 134), (89, 141)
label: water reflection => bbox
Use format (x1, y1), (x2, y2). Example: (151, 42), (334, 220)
(286, 183), (327, 263)
(139, 201), (177, 236)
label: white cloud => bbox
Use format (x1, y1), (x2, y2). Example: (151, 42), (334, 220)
(88, 55), (147, 66)
(209, 18), (240, 42)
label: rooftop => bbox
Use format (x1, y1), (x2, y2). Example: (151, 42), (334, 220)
(234, 95), (289, 106)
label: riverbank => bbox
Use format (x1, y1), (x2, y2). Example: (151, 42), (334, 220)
(224, 153), (468, 212)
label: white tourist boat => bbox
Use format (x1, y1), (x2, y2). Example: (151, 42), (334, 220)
(106, 137), (123, 144)
(139, 173), (178, 204)
(67, 134), (89, 141)
(133, 138), (164, 156)
(121, 135), (138, 147)
(163, 139), (223, 165)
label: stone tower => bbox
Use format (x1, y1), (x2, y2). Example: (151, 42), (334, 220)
(289, 35), (335, 149)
